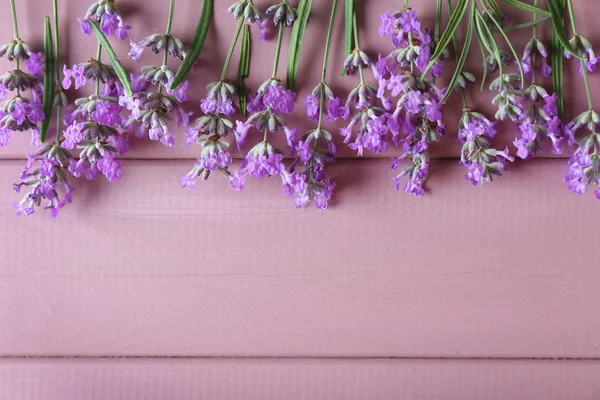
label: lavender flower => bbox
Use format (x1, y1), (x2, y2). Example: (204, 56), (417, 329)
(79, 0), (131, 40)
(284, 81), (347, 210)
(13, 143), (75, 217)
(0, 38), (44, 146)
(564, 34), (600, 75)
(458, 109), (514, 185)
(234, 79), (297, 190)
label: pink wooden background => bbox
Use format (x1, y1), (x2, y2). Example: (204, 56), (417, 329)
(1, 0), (600, 398)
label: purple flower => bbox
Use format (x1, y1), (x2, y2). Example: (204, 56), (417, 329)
(63, 123), (85, 150)
(78, 18), (92, 35)
(263, 85), (296, 113)
(129, 40), (145, 60)
(25, 52), (44, 77)
(379, 12), (396, 36)
(62, 64), (86, 90)
(304, 94), (319, 121)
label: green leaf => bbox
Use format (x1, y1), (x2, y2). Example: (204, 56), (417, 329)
(443, 1), (475, 103)
(170, 0), (213, 90)
(552, 0), (565, 118)
(483, 0), (504, 25)
(424, 0), (470, 76)
(497, 0), (550, 16)
(286, 0), (312, 91)
(500, 16), (550, 33)
(237, 24), (250, 117)
(547, 0), (581, 58)
(88, 20), (132, 96)
(344, 0), (355, 57)
(40, 16), (55, 144)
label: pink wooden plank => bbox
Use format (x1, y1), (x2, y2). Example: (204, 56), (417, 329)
(1, 159), (599, 358)
(1, 358), (599, 400)
(1, 0), (598, 159)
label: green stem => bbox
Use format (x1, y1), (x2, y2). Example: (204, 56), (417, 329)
(351, 7), (365, 83)
(9, 0), (19, 39)
(317, 0), (339, 130)
(566, 0), (593, 110)
(165, 0), (176, 35)
(531, 0), (538, 85)
(272, 23), (285, 77)
(448, 0), (469, 107)
(53, 0), (60, 81)
(220, 18), (245, 81)
(95, 42), (102, 95)
(54, 0), (62, 140)
(435, 0), (442, 41)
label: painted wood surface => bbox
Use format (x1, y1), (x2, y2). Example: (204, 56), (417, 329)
(1, 358), (600, 400)
(1, 159), (599, 358)
(0, 0), (599, 159)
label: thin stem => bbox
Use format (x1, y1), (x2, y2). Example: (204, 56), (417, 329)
(165, 0), (176, 35)
(9, 0), (19, 39)
(566, 0), (593, 110)
(448, 0), (469, 107)
(263, 127), (269, 142)
(272, 23), (285, 77)
(220, 18), (245, 81)
(53, 0), (60, 82)
(317, 0), (340, 129)
(351, 7), (365, 83)
(54, 0), (62, 140)
(531, 0), (538, 85)
(95, 42), (102, 95)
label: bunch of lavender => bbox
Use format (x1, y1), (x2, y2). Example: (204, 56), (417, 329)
(338, 0), (390, 159)
(375, 4), (446, 196)
(13, 0), (76, 217)
(513, 5), (565, 160)
(180, 1), (261, 191)
(285, 0), (347, 210)
(61, 0), (132, 182)
(0, 0), (45, 147)
(122, 0), (190, 147)
(563, 0), (600, 199)
(232, 0), (298, 192)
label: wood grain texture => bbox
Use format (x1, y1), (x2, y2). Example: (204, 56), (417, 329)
(1, 159), (598, 358)
(0, 0), (599, 159)
(1, 358), (600, 400)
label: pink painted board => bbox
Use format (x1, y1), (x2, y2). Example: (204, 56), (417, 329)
(1, 358), (600, 400)
(1, 159), (599, 358)
(1, 0), (599, 159)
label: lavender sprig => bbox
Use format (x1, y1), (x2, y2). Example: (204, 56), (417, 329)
(232, 1), (298, 192)
(563, 0), (600, 199)
(122, 0), (190, 148)
(285, 0), (347, 210)
(0, 0), (45, 147)
(180, 4), (260, 190)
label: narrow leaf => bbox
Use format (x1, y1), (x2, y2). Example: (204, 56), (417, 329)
(552, 0), (565, 118)
(40, 16), (55, 144)
(344, 0), (355, 57)
(497, 0), (550, 16)
(547, 0), (581, 58)
(501, 16), (550, 33)
(170, 0), (213, 90)
(424, 0), (470, 76)
(286, 0), (313, 91)
(237, 24), (251, 117)
(443, 1), (475, 103)
(88, 20), (132, 96)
